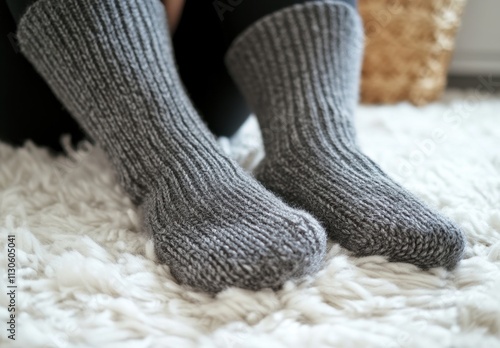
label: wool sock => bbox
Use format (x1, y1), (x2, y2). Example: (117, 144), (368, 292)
(17, 0), (327, 292)
(225, 1), (465, 269)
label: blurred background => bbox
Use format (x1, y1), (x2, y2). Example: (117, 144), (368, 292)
(359, 0), (499, 104)
(448, 0), (500, 86)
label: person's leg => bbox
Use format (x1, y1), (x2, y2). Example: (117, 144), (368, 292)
(172, 0), (250, 136)
(1, 0), (85, 151)
(16, 0), (327, 292)
(225, 0), (466, 269)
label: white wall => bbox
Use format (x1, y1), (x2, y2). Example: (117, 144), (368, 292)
(449, 0), (500, 75)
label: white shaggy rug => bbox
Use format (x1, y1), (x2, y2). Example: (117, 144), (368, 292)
(1, 90), (500, 348)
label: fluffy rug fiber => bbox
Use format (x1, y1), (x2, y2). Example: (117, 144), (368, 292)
(1, 90), (500, 348)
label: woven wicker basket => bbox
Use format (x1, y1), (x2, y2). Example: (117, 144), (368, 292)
(359, 0), (467, 105)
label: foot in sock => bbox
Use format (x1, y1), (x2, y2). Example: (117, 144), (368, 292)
(226, 1), (465, 269)
(17, 0), (327, 292)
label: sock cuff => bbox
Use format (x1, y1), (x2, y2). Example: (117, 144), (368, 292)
(17, 0), (171, 59)
(225, 0), (363, 62)
(225, 1), (363, 107)
(225, 0), (363, 135)
(17, 0), (173, 100)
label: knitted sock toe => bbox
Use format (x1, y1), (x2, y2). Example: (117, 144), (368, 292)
(17, 0), (327, 292)
(225, 1), (465, 269)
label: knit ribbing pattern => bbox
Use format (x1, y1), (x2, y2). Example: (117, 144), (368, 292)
(17, 0), (327, 292)
(226, 1), (465, 269)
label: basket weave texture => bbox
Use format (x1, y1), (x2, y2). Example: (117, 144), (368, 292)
(359, 0), (467, 105)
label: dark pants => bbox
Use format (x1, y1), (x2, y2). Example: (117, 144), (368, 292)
(1, 0), (355, 151)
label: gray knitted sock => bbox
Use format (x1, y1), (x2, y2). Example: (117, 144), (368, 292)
(17, 0), (327, 292)
(225, 1), (465, 269)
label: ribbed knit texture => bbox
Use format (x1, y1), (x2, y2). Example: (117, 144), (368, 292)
(226, 1), (466, 269)
(17, 0), (327, 292)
